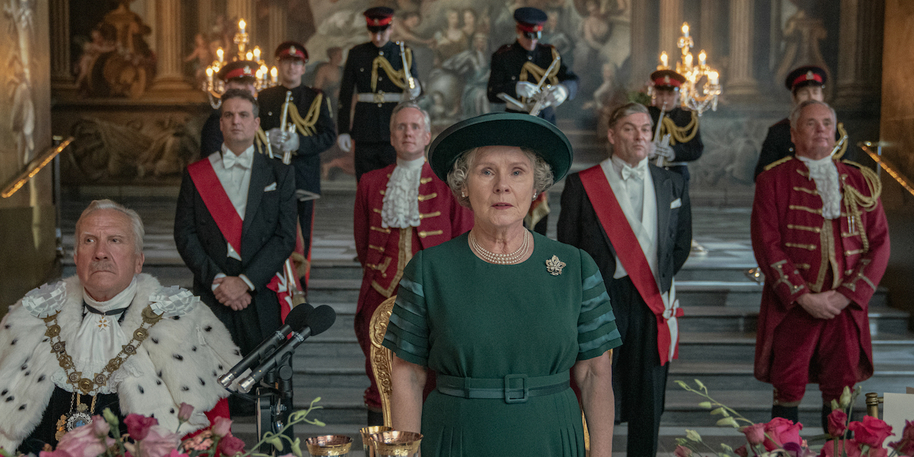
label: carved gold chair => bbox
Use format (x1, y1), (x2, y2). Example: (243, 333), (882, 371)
(369, 294), (601, 451)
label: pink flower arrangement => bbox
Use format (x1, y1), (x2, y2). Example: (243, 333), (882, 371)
(674, 381), (914, 457)
(30, 397), (325, 457)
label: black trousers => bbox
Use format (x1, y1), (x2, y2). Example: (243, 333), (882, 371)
(297, 198), (314, 290)
(354, 141), (396, 182)
(610, 276), (669, 457)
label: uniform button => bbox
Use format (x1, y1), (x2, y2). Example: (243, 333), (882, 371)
(360, 68), (364, 72)
(268, 111), (273, 115)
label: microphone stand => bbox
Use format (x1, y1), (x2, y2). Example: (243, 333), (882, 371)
(254, 356), (295, 454)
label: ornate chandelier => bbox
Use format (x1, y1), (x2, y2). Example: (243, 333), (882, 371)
(656, 23), (722, 115)
(203, 19), (278, 108)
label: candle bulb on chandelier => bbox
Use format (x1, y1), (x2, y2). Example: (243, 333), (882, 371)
(270, 66), (277, 83)
(217, 48), (224, 63)
(685, 53), (693, 68)
(239, 19), (246, 34)
(660, 52), (668, 68)
(246, 51), (253, 61)
(253, 47), (261, 62)
(709, 71), (719, 85)
(682, 23), (689, 38)
(699, 50), (706, 66)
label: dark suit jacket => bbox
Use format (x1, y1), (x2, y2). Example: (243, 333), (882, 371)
(557, 164), (691, 295)
(174, 151), (297, 342)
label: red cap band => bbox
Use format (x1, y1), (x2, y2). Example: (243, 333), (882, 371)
(278, 46), (307, 60)
(792, 70), (823, 89)
(366, 16), (393, 27)
(653, 75), (682, 89)
(223, 66), (255, 81)
(517, 22), (544, 33)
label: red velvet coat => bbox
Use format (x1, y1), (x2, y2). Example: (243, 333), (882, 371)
(354, 162), (473, 308)
(751, 157), (890, 383)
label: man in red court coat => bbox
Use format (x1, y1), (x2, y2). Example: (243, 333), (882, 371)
(751, 100), (890, 431)
(353, 102), (473, 425)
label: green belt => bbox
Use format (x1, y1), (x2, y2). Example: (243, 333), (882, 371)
(436, 372), (569, 404)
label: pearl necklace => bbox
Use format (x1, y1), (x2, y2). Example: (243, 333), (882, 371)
(469, 230), (530, 265)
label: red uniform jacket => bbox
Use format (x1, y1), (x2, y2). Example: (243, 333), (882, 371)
(751, 157), (890, 383)
(354, 162), (473, 306)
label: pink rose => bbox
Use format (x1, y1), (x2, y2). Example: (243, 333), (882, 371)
(217, 435), (246, 456)
(764, 417), (803, 451)
(56, 417), (114, 457)
(820, 440), (862, 457)
(211, 416), (233, 437)
(890, 420), (914, 456)
(136, 425), (181, 457)
(742, 423), (766, 445)
(827, 409), (848, 437)
(734, 445), (748, 457)
(124, 413), (159, 440)
(849, 416), (894, 449)
(674, 445), (692, 457)
(178, 402), (195, 422)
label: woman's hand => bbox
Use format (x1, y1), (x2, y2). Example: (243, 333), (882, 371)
(574, 350), (614, 457)
(390, 354), (427, 433)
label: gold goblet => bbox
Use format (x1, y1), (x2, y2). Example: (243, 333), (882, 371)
(369, 431), (423, 457)
(360, 426), (392, 457)
(305, 435), (353, 456)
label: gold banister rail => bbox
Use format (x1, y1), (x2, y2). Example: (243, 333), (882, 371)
(1, 137), (74, 199)
(858, 141), (914, 198)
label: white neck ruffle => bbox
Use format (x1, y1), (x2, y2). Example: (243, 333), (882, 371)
(798, 155), (842, 219)
(381, 158), (425, 229)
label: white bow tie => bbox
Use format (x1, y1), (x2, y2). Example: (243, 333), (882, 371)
(621, 165), (645, 181)
(223, 151), (252, 170)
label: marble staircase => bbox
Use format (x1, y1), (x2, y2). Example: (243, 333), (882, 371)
(58, 190), (913, 455)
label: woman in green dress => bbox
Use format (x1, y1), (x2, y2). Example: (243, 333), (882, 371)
(382, 113), (621, 456)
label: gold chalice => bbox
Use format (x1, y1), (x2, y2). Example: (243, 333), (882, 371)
(360, 426), (392, 457)
(305, 435), (353, 456)
(369, 431), (423, 457)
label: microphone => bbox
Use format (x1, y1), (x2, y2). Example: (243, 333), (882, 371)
(218, 303), (313, 388)
(238, 305), (337, 392)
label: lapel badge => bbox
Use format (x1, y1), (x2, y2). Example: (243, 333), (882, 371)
(546, 255), (566, 276)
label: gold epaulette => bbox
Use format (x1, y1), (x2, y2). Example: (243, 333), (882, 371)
(763, 156), (793, 172)
(287, 93), (323, 137)
(659, 111), (699, 145)
(371, 47), (413, 92)
(843, 160), (882, 200)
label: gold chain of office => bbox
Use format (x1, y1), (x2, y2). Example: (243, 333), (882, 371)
(42, 305), (163, 395)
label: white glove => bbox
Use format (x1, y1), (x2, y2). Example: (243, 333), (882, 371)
(337, 133), (352, 152)
(408, 81), (421, 99)
(282, 130), (299, 153)
(515, 81), (540, 98)
(652, 142), (675, 162)
(268, 128), (300, 153)
(543, 84), (569, 108)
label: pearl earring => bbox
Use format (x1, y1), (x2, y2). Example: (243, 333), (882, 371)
(532, 192), (537, 201)
(461, 191), (466, 198)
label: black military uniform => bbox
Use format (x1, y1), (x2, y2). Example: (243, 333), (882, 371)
(754, 65), (853, 180)
(647, 70), (703, 182)
(200, 60), (269, 157)
(487, 7), (578, 126)
(338, 7), (420, 181)
(258, 42), (336, 285)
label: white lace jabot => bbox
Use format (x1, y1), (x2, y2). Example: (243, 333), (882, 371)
(798, 155), (842, 219)
(381, 157), (425, 229)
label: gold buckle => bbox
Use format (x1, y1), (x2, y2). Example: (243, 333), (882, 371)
(374, 91), (385, 103)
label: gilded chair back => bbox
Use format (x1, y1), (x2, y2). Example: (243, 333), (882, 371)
(369, 295), (398, 427)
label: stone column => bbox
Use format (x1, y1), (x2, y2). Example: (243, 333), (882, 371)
(198, 0), (213, 38)
(49, 0), (73, 87)
(834, 0), (884, 107)
(151, 0), (191, 90)
(228, 0), (258, 46)
(658, 0), (682, 57)
(726, 0), (760, 98)
(628, 0), (651, 86)
(264, 2), (288, 62)
(699, 0), (718, 58)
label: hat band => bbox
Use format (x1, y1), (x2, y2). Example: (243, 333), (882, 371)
(517, 22), (543, 33)
(792, 73), (823, 88)
(653, 78), (682, 88)
(366, 16), (393, 27)
(223, 68), (253, 81)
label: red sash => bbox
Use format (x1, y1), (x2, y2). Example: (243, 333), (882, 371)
(187, 159), (293, 322)
(578, 166), (681, 365)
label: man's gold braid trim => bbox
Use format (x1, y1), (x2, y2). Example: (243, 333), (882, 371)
(660, 111), (699, 145)
(42, 305), (164, 395)
(287, 93), (324, 137)
(835, 123), (849, 160)
(841, 163), (882, 253)
(371, 48), (413, 92)
(519, 48), (560, 104)
(255, 128), (270, 153)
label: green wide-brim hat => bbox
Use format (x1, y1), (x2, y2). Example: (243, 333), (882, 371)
(428, 112), (573, 183)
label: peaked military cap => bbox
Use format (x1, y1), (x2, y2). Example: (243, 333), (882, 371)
(785, 65), (827, 91)
(650, 69), (687, 90)
(514, 7), (547, 32)
(275, 41), (308, 61)
(217, 60), (259, 83)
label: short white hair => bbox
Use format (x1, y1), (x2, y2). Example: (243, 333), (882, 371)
(75, 199), (145, 254)
(789, 99), (836, 130)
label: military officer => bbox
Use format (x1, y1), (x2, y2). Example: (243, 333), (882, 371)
(338, 7), (422, 181)
(200, 60), (268, 158)
(258, 41), (337, 289)
(754, 65), (854, 180)
(487, 6), (579, 126)
(647, 69), (703, 183)
(486, 6), (578, 234)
